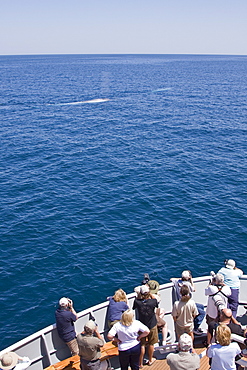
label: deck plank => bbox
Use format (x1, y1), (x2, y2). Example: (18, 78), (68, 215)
(45, 344), (210, 370)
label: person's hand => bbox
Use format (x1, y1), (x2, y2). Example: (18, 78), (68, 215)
(67, 298), (73, 308)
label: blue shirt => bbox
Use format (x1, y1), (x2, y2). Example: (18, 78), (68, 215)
(218, 267), (243, 289)
(107, 297), (129, 321)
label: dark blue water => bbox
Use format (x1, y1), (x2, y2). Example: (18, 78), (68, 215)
(0, 54), (246, 350)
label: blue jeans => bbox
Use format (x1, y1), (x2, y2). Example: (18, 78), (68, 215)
(194, 303), (205, 330)
(118, 343), (141, 370)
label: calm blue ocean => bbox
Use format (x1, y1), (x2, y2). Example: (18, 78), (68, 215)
(0, 54), (246, 350)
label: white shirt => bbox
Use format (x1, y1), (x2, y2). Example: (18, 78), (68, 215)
(108, 319), (149, 351)
(207, 342), (241, 370)
(14, 357), (31, 370)
(205, 285), (231, 319)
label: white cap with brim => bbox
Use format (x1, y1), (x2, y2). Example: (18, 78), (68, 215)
(59, 297), (69, 307)
(0, 352), (19, 370)
(140, 285), (150, 295)
(215, 273), (224, 284)
(179, 333), (192, 351)
(84, 320), (96, 332)
(181, 270), (191, 279)
(226, 259), (235, 269)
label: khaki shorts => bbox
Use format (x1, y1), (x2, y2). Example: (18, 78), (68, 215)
(175, 323), (193, 338)
(66, 338), (79, 356)
(108, 320), (120, 329)
(141, 325), (158, 346)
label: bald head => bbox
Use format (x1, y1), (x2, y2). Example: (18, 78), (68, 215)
(221, 308), (232, 320)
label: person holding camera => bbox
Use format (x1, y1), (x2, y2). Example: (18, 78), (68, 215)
(77, 320), (104, 370)
(55, 297), (79, 356)
(166, 333), (200, 370)
(218, 259), (243, 318)
(205, 273), (231, 324)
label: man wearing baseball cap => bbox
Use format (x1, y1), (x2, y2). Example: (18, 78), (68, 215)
(55, 297), (79, 356)
(77, 320), (104, 370)
(166, 333), (200, 370)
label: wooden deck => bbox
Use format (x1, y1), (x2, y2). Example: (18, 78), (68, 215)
(45, 341), (211, 370)
(142, 344), (209, 370)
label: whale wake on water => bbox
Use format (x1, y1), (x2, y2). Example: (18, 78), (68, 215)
(153, 87), (172, 92)
(56, 98), (110, 106)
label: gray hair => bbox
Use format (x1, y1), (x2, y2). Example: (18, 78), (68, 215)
(215, 273), (224, 285)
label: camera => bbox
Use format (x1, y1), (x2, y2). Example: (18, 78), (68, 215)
(210, 271), (216, 284)
(67, 298), (73, 307)
(212, 295), (225, 312)
(142, 273), (150, 285)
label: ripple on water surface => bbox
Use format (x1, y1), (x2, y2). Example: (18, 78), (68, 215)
(0, 54), (247, 349)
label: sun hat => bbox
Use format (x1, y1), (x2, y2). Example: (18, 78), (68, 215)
(0, 352), (19, 370)
(59, 297), (69, 307)
(147, 280), (160, 294)
(84, 320), (96, 332)
(140, 285), (150, 295)
(181, 270), (191, 279)
(179, 333), (192, 351)
(226, 259), (235, 269)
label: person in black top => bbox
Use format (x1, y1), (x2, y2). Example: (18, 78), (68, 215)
(207, 308), (247, 345)
(133, 285), (158, 367)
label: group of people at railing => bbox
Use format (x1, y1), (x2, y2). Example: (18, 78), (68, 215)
(52, 258), (246, 370)
(2, 259), (246, 370)
(169, 259), (246, 370)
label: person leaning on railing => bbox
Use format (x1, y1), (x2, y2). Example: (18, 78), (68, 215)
(55, 297), (79, 356)
(218, 259), (243, 318)
(107, 289), (129, 329)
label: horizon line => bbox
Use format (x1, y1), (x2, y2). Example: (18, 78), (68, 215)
(1, 52), (247, 57)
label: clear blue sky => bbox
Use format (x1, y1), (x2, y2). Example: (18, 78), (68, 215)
(1, 0), (247, 55)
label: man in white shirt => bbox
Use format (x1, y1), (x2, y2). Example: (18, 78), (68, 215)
(205, 273), (231, 324)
